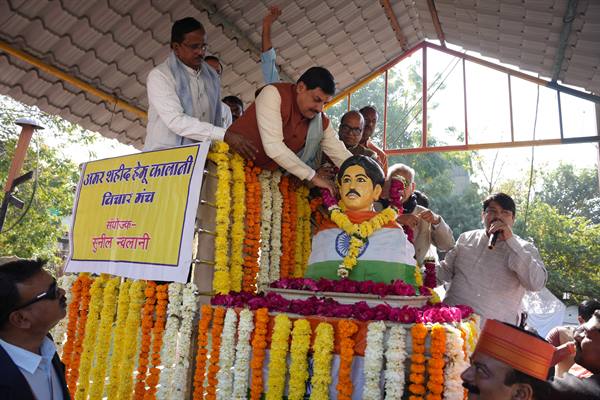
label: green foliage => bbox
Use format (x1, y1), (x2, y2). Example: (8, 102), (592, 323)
(514, 201), (600, 303)
(0, 96), (84, 264)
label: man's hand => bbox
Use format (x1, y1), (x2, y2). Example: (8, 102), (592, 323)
(316, 164), (335, 180)
(310, 174), (337, 195)
(262, 5), (282, 52)
(263, 5), (282, 27)
(397, 214), (420, 230)
(223, 131), (258, 160)
(488, 220), (513, 241)
(418, 209), (441, 225)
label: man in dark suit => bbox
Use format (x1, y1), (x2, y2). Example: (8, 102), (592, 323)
(0, 257), (70, 399)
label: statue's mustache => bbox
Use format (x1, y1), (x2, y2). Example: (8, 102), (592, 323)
(346, 189), (360, 197)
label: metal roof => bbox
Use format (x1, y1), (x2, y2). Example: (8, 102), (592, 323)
(0, 0), (598, 149)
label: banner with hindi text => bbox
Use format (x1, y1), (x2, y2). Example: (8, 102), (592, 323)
(65, 142), (210, 282)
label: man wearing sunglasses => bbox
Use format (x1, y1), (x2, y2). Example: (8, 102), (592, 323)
(0, 257), (69, 399)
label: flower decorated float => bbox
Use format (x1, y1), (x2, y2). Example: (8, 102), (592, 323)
(55, 146), (479, 399)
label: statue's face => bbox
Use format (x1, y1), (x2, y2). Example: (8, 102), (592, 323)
(338, 165), (382, 212)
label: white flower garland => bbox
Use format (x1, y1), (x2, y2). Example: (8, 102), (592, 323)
(172, 282), (198, 397)
(384, 325), (407, 400)
(217, 308), (239, 399)
(269, 170), (283, 282)
(158, 282), (183, 399)
(363, 321), (386, 399)
(52, 274), (77, 356)
(233, 309), (254, 398)
(257, 170), (273, 290)
(443, 326), (469, 400)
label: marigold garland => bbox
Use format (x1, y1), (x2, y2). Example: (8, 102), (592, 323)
(288, 319), (312, 400)
(242, 161), (262, 292)
(364, 321), (386, 399)
(426, 324), (446, 400)
(193, 305), (213, 399)
(75, 273), (108, 400)
(293, 185), (311, 277)
(106, 279), (132, 399)
(117, 279), (147, 400)
(134, 281), (157, 399)
(206, 306), (226, 400)
(217, 308), (239, 398)
(330, 206), (398, 278)
(310, 197), (324, 230)
(443, 326), (468, 400)
(66, 273), (92, 397)
(310, 322), (334, 400)
(301, 187), (312, 272)
(384, 325), (408, 399)
(172, 283), (199, 396)
(269, 170), (283, 282)
(145, 283), (168, 400)
(414, 263), (424, 287)
(337, 319), (359, 400)
(266, 314), (292, 400)
(51, 274), (77, 356)
(230, 153), (246, 292)
(279, 176), (297, 278)
(209, 141), (232, 294)
(62, 274), (86, 385)
(158, 283), (183, 398)
(88, 276), (120, 399)
(257, 170), (273, 289)
(409, 323), (428, 400)
(250, 307), (269, 400)
(232, 308), (255, 398)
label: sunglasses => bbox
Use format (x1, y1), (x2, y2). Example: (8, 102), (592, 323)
(12, 280), (60, 312)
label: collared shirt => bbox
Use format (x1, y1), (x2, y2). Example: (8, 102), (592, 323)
(255, 85), (351, 181)
(410, 204), (455, 266)
(0, 337), (65, 400)
(144, 59), (225, 151)
(438, 229), (547, 324)
(261, 47), (280, 84)
(365, 140), (388, 175)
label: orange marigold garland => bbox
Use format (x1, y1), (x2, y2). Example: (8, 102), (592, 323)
(62, 273), (85, 384)
(205, 306), (226, 400)
(193, 305), (213, 399)
(337, 319), (359, 400)
(144, 282), (168, 400)
(426, 324), (446, 400)
(134, 281), (157, 399)
(280, 177), (297, 278)
(67, 273), (92, 397)
(409, 323), (428, 400)
(242, 161), (261, 292)
(250, 307), (269, 400)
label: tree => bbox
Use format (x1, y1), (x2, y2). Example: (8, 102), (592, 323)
(0, 95), (93, 263)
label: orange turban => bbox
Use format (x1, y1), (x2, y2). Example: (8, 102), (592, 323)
(474, 319), (556, 380)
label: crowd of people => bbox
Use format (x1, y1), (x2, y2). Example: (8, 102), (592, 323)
(1, 7), (598, 400)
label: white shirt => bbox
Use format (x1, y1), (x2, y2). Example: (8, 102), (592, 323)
(0, 337), (65, 400)
(221, 101), (233, 129)
(255, 85), (352, 181)
(144, 59), (225, 151)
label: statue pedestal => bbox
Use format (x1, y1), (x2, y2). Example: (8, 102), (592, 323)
(266, 288), (430, 308)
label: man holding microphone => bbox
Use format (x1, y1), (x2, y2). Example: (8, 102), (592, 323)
(438, 192), (547, 324)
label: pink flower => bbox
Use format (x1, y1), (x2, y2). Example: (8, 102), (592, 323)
(372, 282), (389, 297)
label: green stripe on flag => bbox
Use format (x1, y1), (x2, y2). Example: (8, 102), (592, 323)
(305, 260), (417, 285)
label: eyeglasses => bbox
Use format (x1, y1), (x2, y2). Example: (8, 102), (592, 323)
(12, 280), (60, 312)
(181, 42), (207, 52)
(340, 124), (363, 135)
(484, 208), (513, 217)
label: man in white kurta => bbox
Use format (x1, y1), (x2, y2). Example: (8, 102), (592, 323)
(438, 193), (547, 324)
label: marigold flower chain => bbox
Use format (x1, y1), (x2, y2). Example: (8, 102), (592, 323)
(145, 283), (168, 400)
(51, 274), (77, 356)
(206, 306), (226, 400)
(409, 323), (428, 400)
(193, 305), (213, 399)
(62, 274), (85, 385)
(266, 314), (292, 400)
(133, 281), (157, 399)
(337, 319), (359, 400)
(88, 276), (120, 399)
(250, 308), (269, 400)
(288, 319), (312, 400)
(364, 321), (386, 399)
(293, 186), (311, 277)
(209, 142), (232, 294)
(106, 279), (132, 399)
(229, 153), (246, 292)
(216, 308), (239, 398)
(67, 273), (92, 397)
(443, 326), (468, 400)
(172, 283), (199, 397)
(385, 325), (408, 400)
(269, 170), (283, 282)
(75, 273), (108, 400)
(279, 176), (293, 278)
(258, 170), (273, 289)
(158, 282), (183, 398)
(242, 162), (261, 292)
(426, 324), (446, 400)
(232, 309), (255, 398)
(310, 322), (334, 400)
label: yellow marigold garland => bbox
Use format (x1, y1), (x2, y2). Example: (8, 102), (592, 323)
(310, 322), (334, 400)
(330, 206), (398, 277)
(87, 276), (120, 399)
(117, 279), (147, 400)
(145, 283), (168, 399)
(209, 141), (232, 294)
(293, 186), (308, 277)
(409, 323), (428, 400)
(266, 314), (292, 400)
(301, 187), (312, 272)
(67, 273), (92, 397)
(337, 319), (359, 400)
(75, 273), (108, 400)
(106, 279), (132, 399)
(134, 281), (157, 399)
(288, 319), (312, 400)
(62, 273), (84, 383)
(230, 153), (246, 292)
(426, 324), (446, 400)
(414, 263), (424, 287)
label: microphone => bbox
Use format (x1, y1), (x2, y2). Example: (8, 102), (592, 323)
(488, 231), (500, 249)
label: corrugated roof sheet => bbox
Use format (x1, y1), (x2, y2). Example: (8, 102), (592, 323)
(0, 0), (598, 148)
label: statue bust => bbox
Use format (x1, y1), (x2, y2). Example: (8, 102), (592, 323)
(305, 155), (416, 284)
